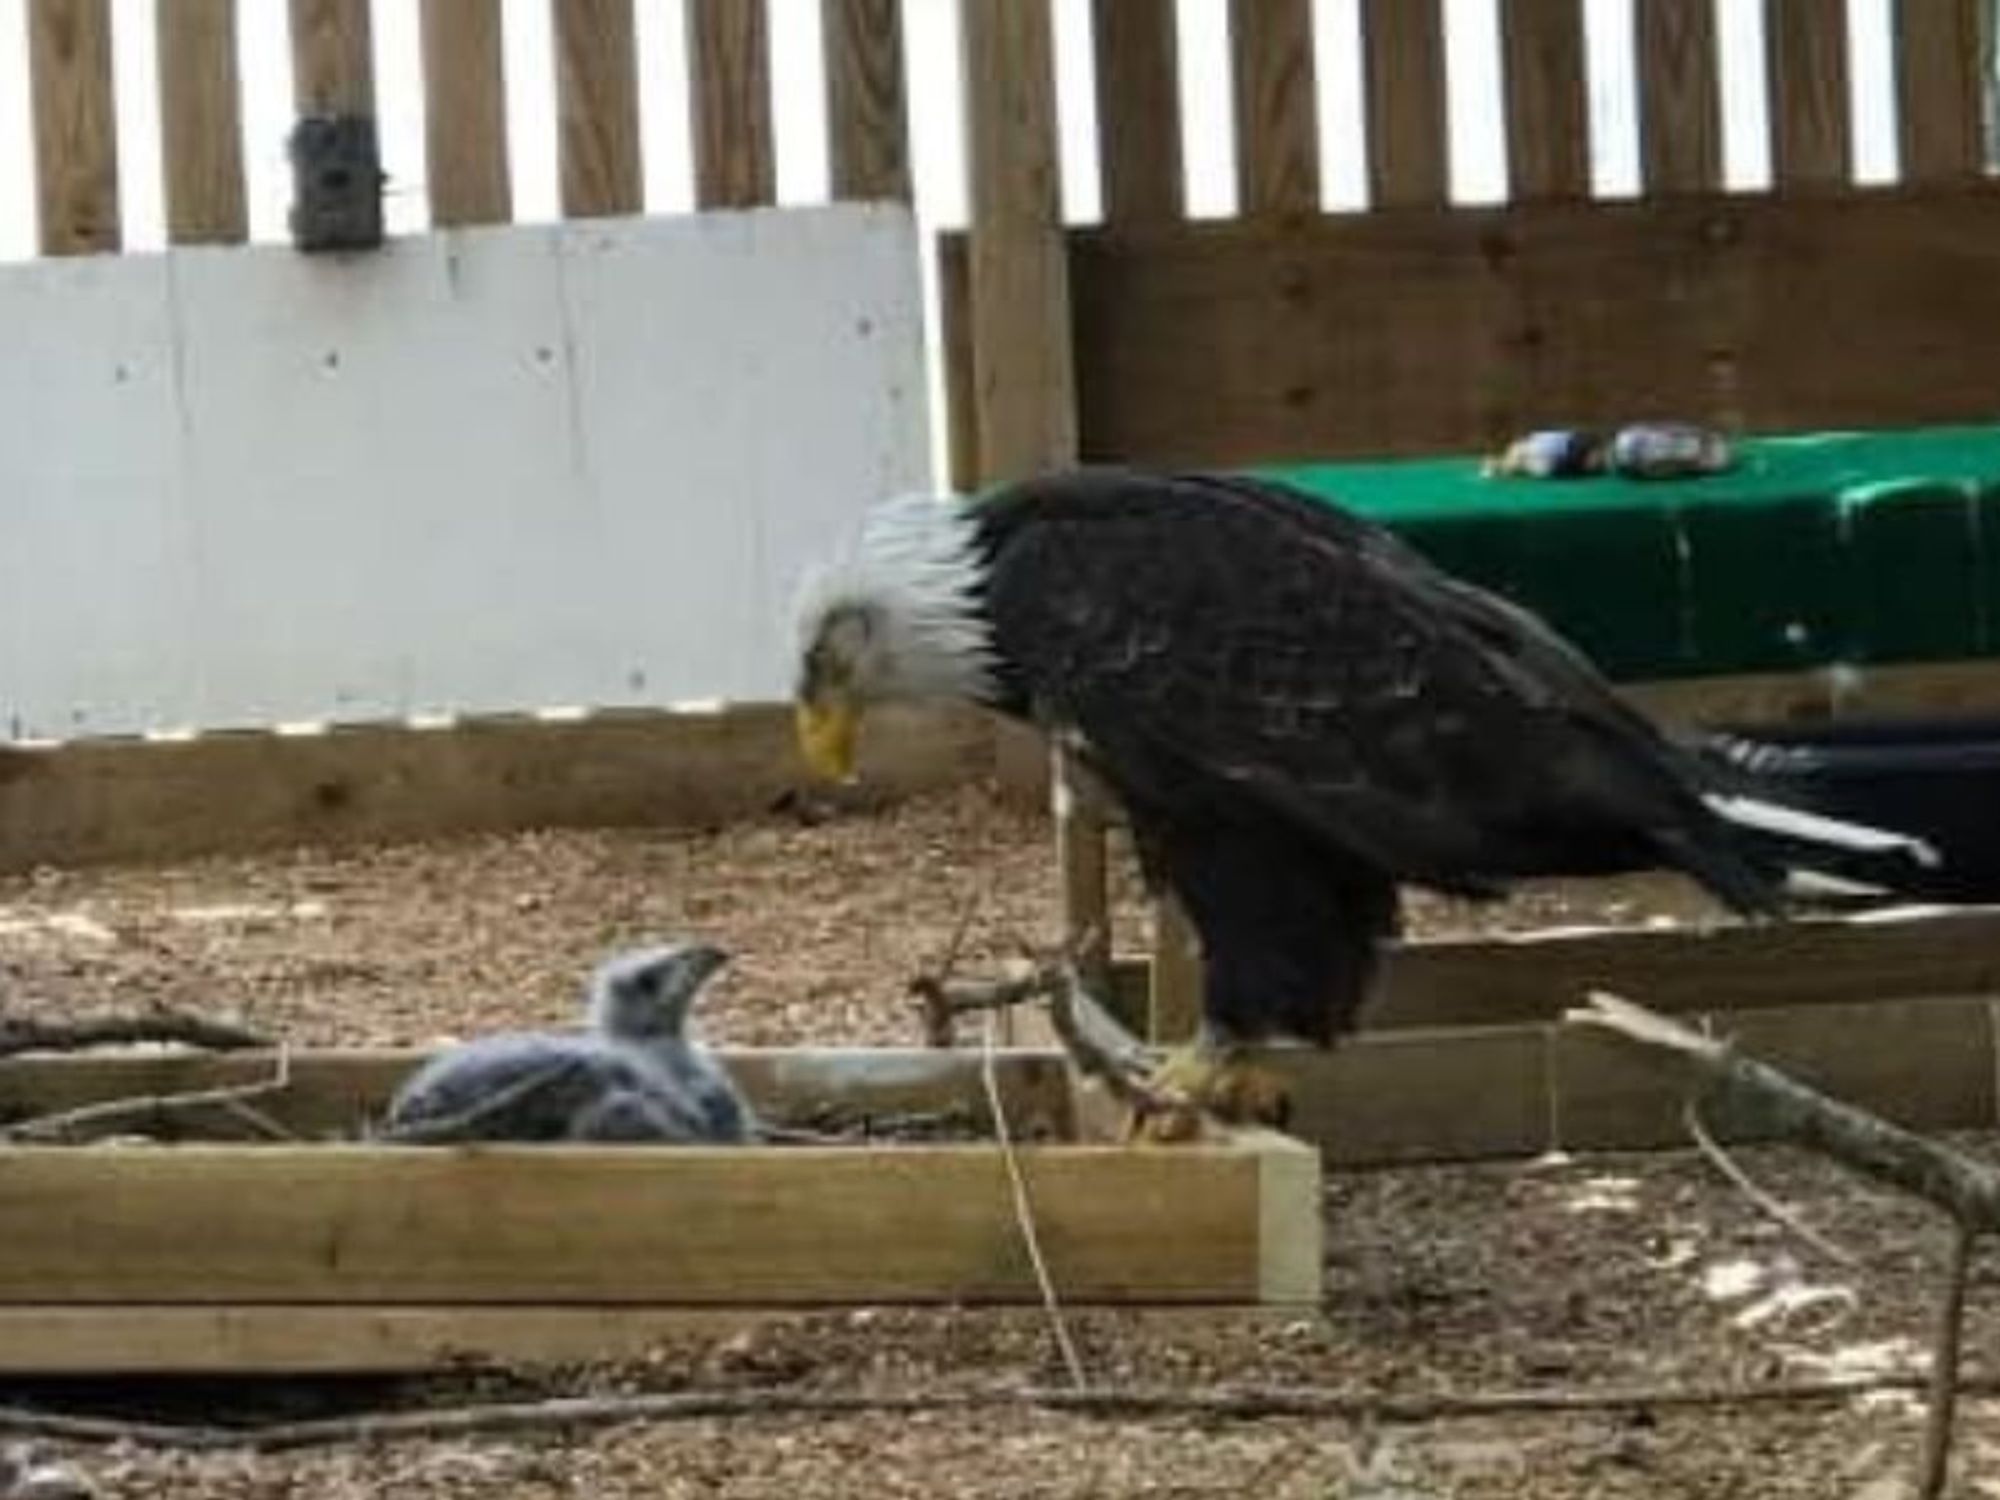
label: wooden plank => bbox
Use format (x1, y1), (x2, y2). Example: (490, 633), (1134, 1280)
(1500, 0), (1591, 201)
(1230, 0), (1319, 217)
(0, 704), (994, 874)
(1765, 0), (1851, 188)
(1118, 904), (2000, 1034)
(288, 0), (374, 114)
(960, 0), (1079, 480)
(0, 1140), (1277, 1304)
(1053, 743), (1112, 991)
(0, 1048), (1078, 1142)
(686, 0), (776, 210)
(556, 0), (643, 217)
(1148, 893), (1204, 1043)
(155, 0), (247, 245)
(27, 0), (120, 255)
(938, 186), (2000, 467)
(822, 0), (912, 202)
(418, 0), (512, 226)
(1359, 0), (1448, 207)
(1635, 0), (1721, 194)
(1092, 0), (1182, 224)
(1895, 0), (1985, 182)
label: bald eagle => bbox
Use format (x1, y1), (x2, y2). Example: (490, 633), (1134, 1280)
(790, 470), (1937, 1123)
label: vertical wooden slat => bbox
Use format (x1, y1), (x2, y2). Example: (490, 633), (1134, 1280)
(1500, 0), (1591, 200)
(419, 0), (511, 226)
(1360, 0), (1448, 207)
(1091, 0), (1183, 224)
(1635, 0), (1721, 194)
(1895, 0), (1984, 181)
(687, 0), (776, 209)
(823, 0), (912, 201)
(289, 0), (375, 114)
(27, 0), (120, 255)
(1230, 0), (1319, 216)
(555, 0), (643, 218)
(1765, 0), (1852, 188)
(156, 0), (246, 244)
(960, 0), (1077, 479)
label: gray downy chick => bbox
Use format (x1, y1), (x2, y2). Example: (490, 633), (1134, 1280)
(380, 942), (755, 1144)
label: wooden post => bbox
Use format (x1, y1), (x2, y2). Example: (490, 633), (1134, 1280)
(1634, 0), (1721, 194)
(289, 0), (375, 114)
(687, 0), (776, 209)
(1359, 0), (1448, 207)
(156, 0), (246, 245)
(419, 0), (512, 226)
(27, 0), (120, 255)
(1765, 0), (1852, 189)
(823, 0), (912, 202)
(1895, 0), (1985, 182)
(1230, 0), (1319, 217)
(1091, 0), (1182, 225)
(1500, 0), (1591, 200)
(556, 0), (643, 218)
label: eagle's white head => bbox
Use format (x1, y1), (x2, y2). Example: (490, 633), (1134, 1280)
(789, 492), (999, 781)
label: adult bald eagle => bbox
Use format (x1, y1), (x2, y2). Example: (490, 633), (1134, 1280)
(791, 469), (1936, 1123)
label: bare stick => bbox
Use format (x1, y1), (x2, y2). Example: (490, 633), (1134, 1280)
(1568, 992), (2000, 1231)
(24, 1372), (2000, 1454)
(1919, 1226), (1979, 1500)
(982, 1009), (1088, 1390)
(0, 1046), (291, 1143)
(0, 1011), (267, 1058)
(1683, 1101), (1859, 1268)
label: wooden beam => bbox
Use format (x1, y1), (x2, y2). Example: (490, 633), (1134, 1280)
(1359, 0), (1448, 207)
(687, 0), (776, 210)
(0, 1135), (1313, 1306)
(1635, 0), (1722, 194)
(937, 186), (2000, 467)
(288, 0), (374, 115)
(0, 704), (994, 874)
(1765, 0), (1851, 189)
(155, 0), (246, 245)
(418, 0), (512, 226)
(1091, 0), (1183, 225)
(822, 0), (912, 202)
(959, 0), (1078, 480)
(1230, 0), (1319, 217)
(26, 0), (120, 255)
(1895, 0), (1985, 182)
(1500, 0), (1591, 201)
(556, 0), (643, 218)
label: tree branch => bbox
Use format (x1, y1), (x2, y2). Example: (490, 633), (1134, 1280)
(0, 1011), (268, 1059)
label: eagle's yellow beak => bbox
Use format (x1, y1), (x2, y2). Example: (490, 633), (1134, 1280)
(796, 699), (860, 783)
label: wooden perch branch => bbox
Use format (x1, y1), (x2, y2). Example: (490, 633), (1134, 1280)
(0, 1010), (268, 1059)
(1568, 991), (2000, 1230)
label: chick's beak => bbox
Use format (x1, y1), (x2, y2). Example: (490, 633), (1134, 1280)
(796, 696), (861, 783)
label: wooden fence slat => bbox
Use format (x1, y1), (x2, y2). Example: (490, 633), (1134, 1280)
(1229, 0), (1319, 216)
(156, 0), (246, 245)
(288, 0), (374, 114)
(556, 0), (643, 218)
(418, 0), (511, 226)
(687, 0), (776, 209)
(822, 0), (911, 201)
(1765, 0), (1852, 188)
(1091, 0), (1182, 224)
(1635, 0), (1721, 194)
(1360, 0), (1448, 207)
(960, 0), (1078, 480)
(27, 0), (120, 256)
(1500, 0), (1591, 200)
(1895, 0), (1985, 181)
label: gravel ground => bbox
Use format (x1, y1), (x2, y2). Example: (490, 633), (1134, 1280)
(0, 783), (1993, 1497)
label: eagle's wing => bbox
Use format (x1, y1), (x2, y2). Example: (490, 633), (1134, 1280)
(979, 470), (1714, 887)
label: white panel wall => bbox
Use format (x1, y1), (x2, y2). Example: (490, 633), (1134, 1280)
(0, 203), (930, 740)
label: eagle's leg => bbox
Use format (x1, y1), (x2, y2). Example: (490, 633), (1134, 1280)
(1125, 1027), (1292, 1143)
